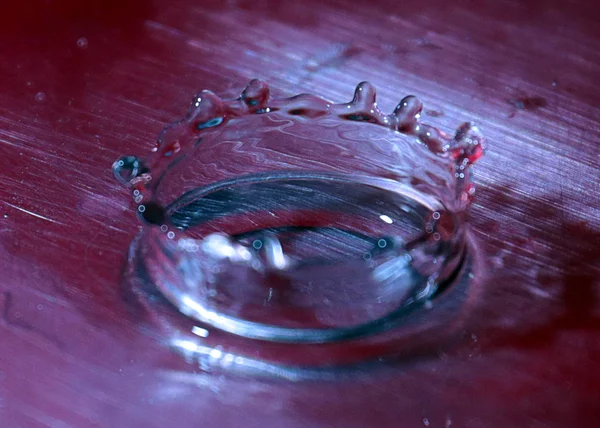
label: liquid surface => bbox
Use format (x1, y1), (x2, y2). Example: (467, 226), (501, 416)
(147, 176), (455, 333)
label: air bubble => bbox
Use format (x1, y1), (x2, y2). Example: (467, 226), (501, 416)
(112, 155), (148, 186)
(76, 37), (88, 49)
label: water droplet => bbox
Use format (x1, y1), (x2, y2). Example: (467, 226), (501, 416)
(112, 155), (149, 186)
(35, 92), (46, 102)
(76, 37), (88, 49)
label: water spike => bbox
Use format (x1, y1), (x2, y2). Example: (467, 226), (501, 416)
(450, 122), (486, 164)
(351, 81), (377, 107)
(241, 79), (270, 111)
(187, 90), (226, 131)
(416, 124), (448, 154)
(392, 95), (423, 133)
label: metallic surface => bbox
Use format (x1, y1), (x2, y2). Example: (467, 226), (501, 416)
(0, 0), (599, 426)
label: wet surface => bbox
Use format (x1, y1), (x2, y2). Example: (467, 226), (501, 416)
(1, 0), (599, 427)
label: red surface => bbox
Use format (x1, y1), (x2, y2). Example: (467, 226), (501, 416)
(1, 0), (599, 426)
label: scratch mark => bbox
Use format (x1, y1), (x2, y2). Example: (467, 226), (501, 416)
(12, 399), (75, 428)
(144, 20), (184, 37)
(304, 43), (361, 72)
(527, 286), (553, 299)
(3, 202), (66, 225)
(84, 230), (103, 275)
